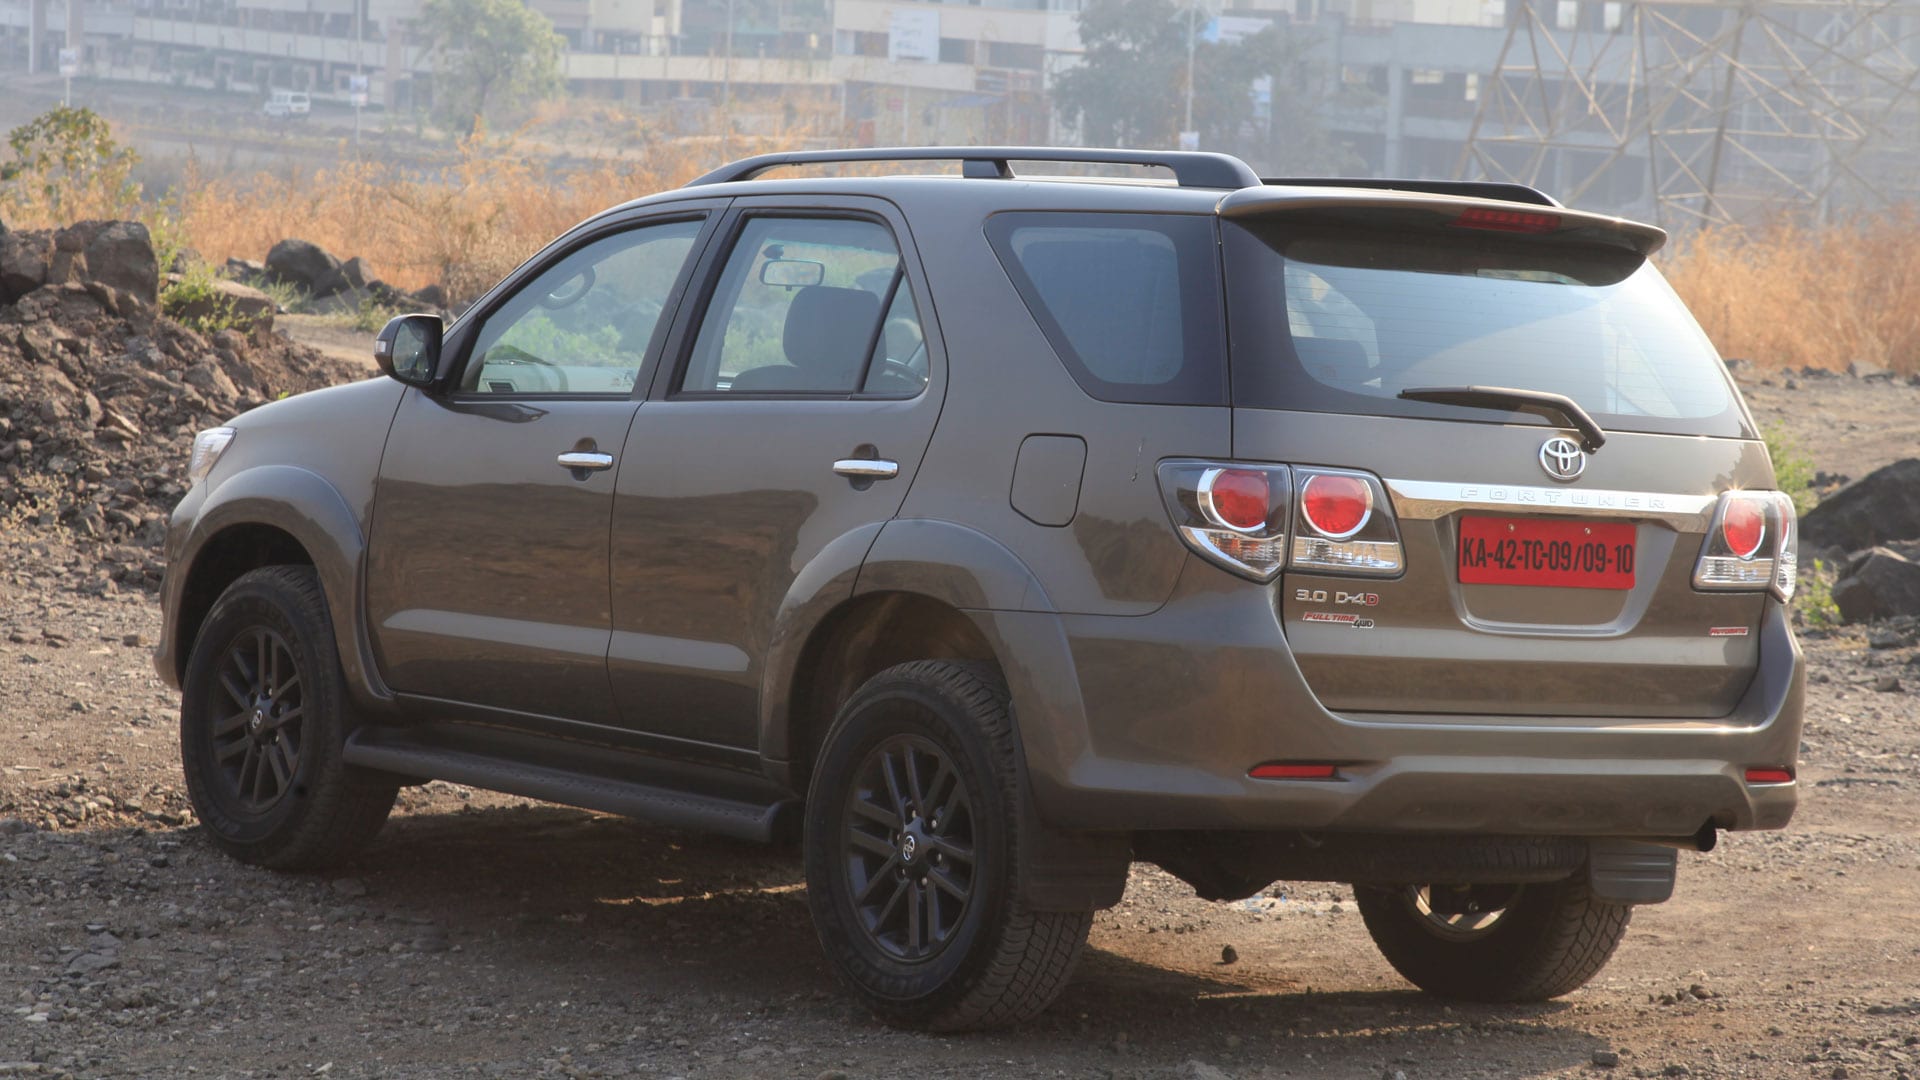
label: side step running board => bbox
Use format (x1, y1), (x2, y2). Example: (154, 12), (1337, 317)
(343, 725), (797, 844)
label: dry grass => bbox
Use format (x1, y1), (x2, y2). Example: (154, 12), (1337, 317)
(1662, 209), (1920, 375)
(169, 133), (800, 299)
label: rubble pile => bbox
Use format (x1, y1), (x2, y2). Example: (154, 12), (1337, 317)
(0, 217), (363, 591)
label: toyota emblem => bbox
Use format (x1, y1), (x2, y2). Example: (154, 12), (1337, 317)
(1539, 437), (1586, 481)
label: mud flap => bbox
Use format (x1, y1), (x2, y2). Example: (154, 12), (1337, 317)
(1587, 840), (1677, 904)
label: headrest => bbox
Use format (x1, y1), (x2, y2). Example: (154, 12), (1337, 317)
(783, 286), (881, 381)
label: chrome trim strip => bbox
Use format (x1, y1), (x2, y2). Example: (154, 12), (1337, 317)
(1386, 479), (1718, 529)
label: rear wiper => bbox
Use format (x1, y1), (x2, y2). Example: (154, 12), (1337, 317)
(1397, 385), (1607, 452)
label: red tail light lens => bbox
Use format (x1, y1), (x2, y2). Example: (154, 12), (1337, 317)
(1300, 474), (1373, 539)
(1744, 767), (1794, 785)
(1201, 468), (1271, 532)
(1453, 207), (1562, 233)
(1721, 497), (1765, 559)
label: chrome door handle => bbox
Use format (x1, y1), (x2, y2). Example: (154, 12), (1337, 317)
(833, 458), (899, 480)
(557, 451), (615, 472)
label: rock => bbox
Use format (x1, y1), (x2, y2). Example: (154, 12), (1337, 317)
(0, 229), (52, 301)
(168, 277), (275, 334)
(1848, 358), (1892, 380)
(1593, 1049), (1621, 1067)
(413, 282), (449, 308)
(331, 878), (369, 898)
(223, 257), (266, 281)
(339, 256), (374, 291)
(1803, 459), (1920, 553)
(1177, 1061), (1233, 1080)
(78, 220), (159, 303)
(1832, 548), (1920, 622)
(1875, 675), (1903, 693)
(265, 238), (346, 298)
(1220, 944), (1238, 964)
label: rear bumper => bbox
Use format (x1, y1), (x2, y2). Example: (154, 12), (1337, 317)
(985, 562), (1804, 837)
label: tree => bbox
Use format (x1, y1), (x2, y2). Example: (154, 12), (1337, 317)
(0, 106), (142, 225)
(1053, 0), (1358, 173)
(1052, 0), (1188, 149)
(418, 0), (565, 137)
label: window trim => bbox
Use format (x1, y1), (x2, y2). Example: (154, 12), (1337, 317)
(984, 210), (1229, 408)
(664, 208), (932, 403)
(442, 209), (716, 403)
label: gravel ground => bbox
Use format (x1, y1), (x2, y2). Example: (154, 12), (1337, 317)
(2, 369), (1917, 1079)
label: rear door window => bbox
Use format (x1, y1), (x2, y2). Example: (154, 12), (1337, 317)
(676, 215), (927, 397)
(987, 212), (1226, 406)
(1224, 222), (1748, 437)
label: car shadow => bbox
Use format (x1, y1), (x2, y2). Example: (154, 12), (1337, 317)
(170, 802), (1612, 1069)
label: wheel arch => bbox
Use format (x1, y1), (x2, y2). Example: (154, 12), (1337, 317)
(164, 466), (380, 706)
(759, 517), (1056, 791)
(770, 590), (998, 796)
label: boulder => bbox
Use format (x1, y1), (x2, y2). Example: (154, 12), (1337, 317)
(1801, 459), (1920, 553)
(265, 238), (347, 297)
(1831, 547), (1920, 622)
(413, 282), (449, 308)
(80, 221), (159, 303)
(340, 255), (374, 291)
(0, 229), (51, 301)
(223, 257), (266, 281)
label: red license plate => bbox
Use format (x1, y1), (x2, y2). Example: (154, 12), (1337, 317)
(1457, 517), (1636, 590)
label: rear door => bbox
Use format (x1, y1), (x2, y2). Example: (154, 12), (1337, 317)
(1221, 202), (1775, 719)
(607, 195), (946, 749)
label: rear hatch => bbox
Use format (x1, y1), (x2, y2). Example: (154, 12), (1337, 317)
(1220, 191), (1780, 719)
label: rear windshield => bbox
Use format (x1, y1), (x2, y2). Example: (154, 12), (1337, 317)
(1223, 222), (1750, 438)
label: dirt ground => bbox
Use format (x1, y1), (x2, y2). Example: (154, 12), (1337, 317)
(2, 362), (1917, 1079)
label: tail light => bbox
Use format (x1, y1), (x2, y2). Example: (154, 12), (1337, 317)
(1157, 462), (1292, 581)
(1452, 207), (1561, 233)
(1694, 491), (1798, 601)
(1290, 467), (1404, 576)
(1158, 461), (1403, 582)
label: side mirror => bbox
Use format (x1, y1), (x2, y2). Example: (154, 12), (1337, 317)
(374, 314), (443, 388)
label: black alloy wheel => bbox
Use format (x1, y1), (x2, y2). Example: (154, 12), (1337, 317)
(843, 734), (976, 963)
(804, 660), (1095, 1031)
(179, 565), (397, 870)
(207, 626), (306, 813)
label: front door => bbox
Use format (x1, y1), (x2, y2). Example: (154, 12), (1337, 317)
(608, 198), (947, 749)
(365, 211), (716, 727)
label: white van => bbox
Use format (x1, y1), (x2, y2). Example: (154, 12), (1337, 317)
(264, 90), (311, 119)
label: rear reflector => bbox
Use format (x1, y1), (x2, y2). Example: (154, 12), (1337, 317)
(1249, 763), (1338, 780)
(1744, 767), (1794, 785)
(1453, 207), (1562, 233)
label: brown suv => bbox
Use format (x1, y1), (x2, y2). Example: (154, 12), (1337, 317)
(157, 147), (1805, 1031)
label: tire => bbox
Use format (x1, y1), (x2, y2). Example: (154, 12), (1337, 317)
(1355, 870), (1632, 1002)
(179, 565), (397, 870)
(803, 661), (1091, 1031)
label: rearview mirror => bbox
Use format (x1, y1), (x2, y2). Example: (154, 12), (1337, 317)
(374, 314), (443, 388)
(760, 259), (825, 288)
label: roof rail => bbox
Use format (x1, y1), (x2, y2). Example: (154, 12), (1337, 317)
(1263, 177), (1561, 208)
(687, 147), (1264, 190)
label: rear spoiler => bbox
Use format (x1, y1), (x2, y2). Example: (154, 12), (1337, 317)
(1219, 187), (1666, 257)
